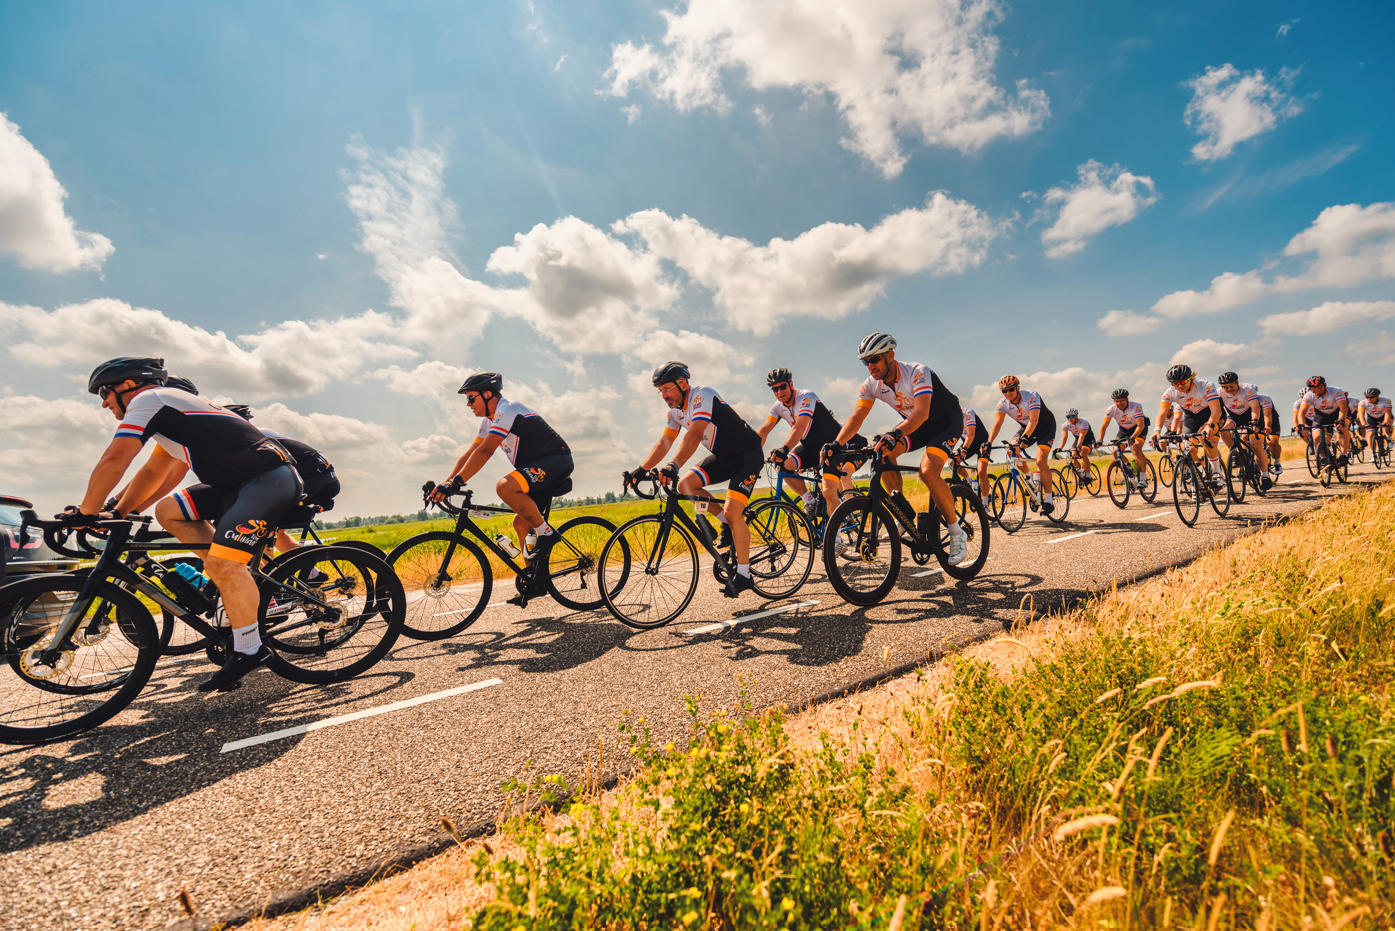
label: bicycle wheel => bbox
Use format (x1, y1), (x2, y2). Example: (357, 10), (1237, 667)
(995, 474), (1026, 534)
(1306, 442), (1320, 478)
(1157, 454), (1174, 488)
(939, 485), (990, 580)
(544, 516), (624, 611)
(1058, 464), (1079, 499)
(1210, 461), (1233, 517)
(1138, 458), (1159, 502)
(1106, 462), (1130, 509)
(1044, 475), (1069, 523)
(1172, 457), (1201, 527)
(822, 495), (901, 606)
(1052, 467), (1075, 501)
(1226, 447), (1248, 505)
(599, 515), (698, 629)
(744, 499), (815, 599)
(388, 532), (492, 641)
(259, 545), (406, 683)
(1084, 462), (1103, 496)
(0, 576), (159, 744)
(984, 474), (1006, 524)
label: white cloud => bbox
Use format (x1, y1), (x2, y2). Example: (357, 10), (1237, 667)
(622, 104), (642, 124)
(0, 113), (114, 273)
(1096, 309), (1163, 337)
(554, 54), (567, 72)
(752, 105), (771, 127)
(1259, 300), (1395, 337)
(966, 363), (1166, 423)
(604, 0), (1049, 177)
(1347, 331), (1395, 365)
(1169, 339), (1262, 374)
(1183, 64), (1302, 162)
(631, 329), (754, 383)
(1152, 202), (1395, 318)
(1276, 19), (1298, 38)
(1040, 160), (1158, 258)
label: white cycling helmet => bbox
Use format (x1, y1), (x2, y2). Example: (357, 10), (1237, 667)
(857, 332), (897, 359)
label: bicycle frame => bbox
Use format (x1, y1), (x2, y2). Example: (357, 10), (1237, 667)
(429, 489), (549, 579)
(830, 450), (946, 555)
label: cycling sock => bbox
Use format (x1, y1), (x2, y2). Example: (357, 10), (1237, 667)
(533, 521), (554, 537)
(946, 520), (966, 538)
(232, 623), (262, 655)
(1044, 492), (1053, 502)
(736, 564), (751, 578)
(803, 492), (818, 510)
(716, 510), (729, 525)
(1208, 457), (1222, 474)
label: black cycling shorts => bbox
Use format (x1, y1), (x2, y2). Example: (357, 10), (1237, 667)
(1181, 409), (1214, 435)
(1261, 410), (1279, 435)
(1014, 409), (1057, 450)
(174, 464), (303, 565)
(818, 434), (868, 478)
(509, 453), (575, 510)
(1225, 408), (1253, 428)
(961, 417), (991, 462)
(786, 428), (840, 472)
(1312, 409), (1343, 428)
(691, 447), (763, 504)
(899, 413), (963, 459)
(1077, 429), (1097, 449)
(1367, 416), (1388, 430)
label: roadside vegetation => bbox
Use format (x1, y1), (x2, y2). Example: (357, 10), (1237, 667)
(249, 467), (1391, 931)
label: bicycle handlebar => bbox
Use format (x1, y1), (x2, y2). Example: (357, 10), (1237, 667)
(622, 469), (660, 500)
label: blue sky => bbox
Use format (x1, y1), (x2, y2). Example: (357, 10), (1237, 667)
(1, 0), (1392, 515)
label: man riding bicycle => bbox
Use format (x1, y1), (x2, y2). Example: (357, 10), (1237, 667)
(756, 367), (864, 521)
(952, 405), (992, 496)
(635, 361), (762, 598)
(1358, 388), (1392, 452)
(1253, 392), (1283, 475)
(1154, 364), (1226, 489)
(1053, 409), (1095, 475)
(986, 375), (1057, 515)
(432, 373), (573, 597)
(1099, 388), (1151, 484)
(224, 405), (341, 556)
(1297, 376), (1352, 466)
(79, 357), (302, 692)
(1292, 387), (1316, 444)
(1215, 372), (1273, 491)
(824, 333), (969, 565)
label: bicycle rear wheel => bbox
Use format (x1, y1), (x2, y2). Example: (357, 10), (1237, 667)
(1137, 459), (1159, 502)
(0, 576), (159, 744)
(1058, 465), (1079, 499)
(1172, 457), (1202, 527)
(1210, 463), (1233, 517)
(1084, 462), (1102, 496)
(1157, 454), (1174, 488)
(984, 473), (1006, 523)
(1106, 462), (1130, 509)
(388, 532), (492, 640)
(939, 486), (990, 580)
(545, 516), (624, 611)
(1044, 475), (1069, 523)
(599, 515), (698, 629)
(745, 499), (815, 599)
(822, 495), (901, 606)
(1226, 447), (1248, 504)
(260, 545), (405, 683)
(994, 474), (1026, 534)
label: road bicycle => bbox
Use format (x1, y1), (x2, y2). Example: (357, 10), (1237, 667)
(1150, 436), (1179, 488)
(1367, 425), (1392, 469)
(596, 468), (815, 630)
(1349, 428), (1368, 464)
(1158, 431), (1232, 527)
(985, 441), (1069, 533)
(820, 443), (989, 606)
(1221, 422), (1270, 503)
(386, 484), (625, 640)
(765, 463), (860, 560)
(0, 510), (406, 744)
(1102, 439), (1158, 509)
(1051, 447), (1101, 498)
(1305, 422), (1350, 488)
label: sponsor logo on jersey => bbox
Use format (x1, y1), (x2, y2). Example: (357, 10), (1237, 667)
(524, 466), (546, 484)
(235, 520), (269, 537)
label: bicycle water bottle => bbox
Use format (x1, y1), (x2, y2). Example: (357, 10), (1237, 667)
(165, 563), (215, 615)
(524, 531), (537, 555)
(495, 534), (522, 558)
(173, 561), (210, 588)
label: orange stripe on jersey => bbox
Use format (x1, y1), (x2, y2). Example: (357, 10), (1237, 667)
(662, 427), (680, 439)
(855, 399), (875, 409)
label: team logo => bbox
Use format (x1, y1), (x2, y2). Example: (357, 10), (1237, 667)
(235, 520), (269, 537)
(524, 467), (546, 484)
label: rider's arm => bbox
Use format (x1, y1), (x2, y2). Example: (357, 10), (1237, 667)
(1099, 416), (1113, 443)
(1297, 402), (1311, 423)
(666, 424), (706, 470)
(1249, 397), (1263, 420)
(986, 411), (1007, 444)
(639, 429), (678, 471)
(449, 435), (504, 485)
(1054, 428), (1067, 451)
(1155, 401), (1172, 434)
(1023, 408), (1040, 437)
(79, 437), (145, 514)
(780, 414), (811, 450)
(1206, 398), (1224, 430)
(756, 415), (779, 444)
(834, 404), (871, 444)
(115, 446), (188, 515)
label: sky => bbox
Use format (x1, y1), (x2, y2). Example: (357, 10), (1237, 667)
(1, 0), (1392, 517)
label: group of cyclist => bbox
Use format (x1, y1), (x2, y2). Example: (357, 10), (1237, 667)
(55, 341), (1391, 689)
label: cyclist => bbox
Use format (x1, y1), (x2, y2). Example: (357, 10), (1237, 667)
(756, 367), (865, 520)
(108, 375), (204, 516)
(431, 373), (573, 597)
(986, 375), (1057, 515)
(1297, 376), (1352, 466)
(78, 357), (301, 692)
(1053, 409), (1095, 477)
(1253, 392), (1283, 476)
(1292, 387), (1315, 444)
(1358, 388), (1392, 452)
(223, 405), (340, 556)
(1154, 364), (1226, 489)
(825, 333), (969, 564)
(1215, 372), (1273, 491)
(1098, 388), (1151, 485)
(634, 361), (762, 597)
(952, 405), (991, 495)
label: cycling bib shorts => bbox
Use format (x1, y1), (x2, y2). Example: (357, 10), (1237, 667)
(1181, 409), (1213, 435)
(902, 412), (964, 459)
(691, 448), (763, 505)
(1014, 409), (1057, 451)
(173, 464), (303, 564)
(960, 416), (991, 463)
(508, 452), (575, 510)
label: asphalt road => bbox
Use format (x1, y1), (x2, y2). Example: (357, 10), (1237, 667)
(1, 460), (1389, 930)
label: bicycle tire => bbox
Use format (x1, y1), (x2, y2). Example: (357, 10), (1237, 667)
(1210, 462), (1233, 517)
(995, 474), (1026, 534)
(822, 495), (901, 606)
(1136, 458), (1159, 502)
(1226, 447), (1248, 505)
(1058, 464), (1079, 499)
(1051, 468), (1072, 502)
(388, 532), (492, 641)
(1305, 442), (1320, 478)
(1044, 475), (1069, 523)
(939, 485), (990, 580)
(1173, 457), (1201, 527)
(0, 576), (159, 744)
(744, 499), (815, 599)
(984, 474), (1006, 523)
(260, 545), (405, 683)
(1106, 461), (1130, 509)
(1085, 462), (1103, 496)
(545, 516), (623, 611)
(599, 514), (698, 629)
(1157, 454), (1174, 488)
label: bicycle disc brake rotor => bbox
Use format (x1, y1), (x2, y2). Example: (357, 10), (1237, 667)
(72, 618), (112, 646)
(20, 647), (75, 680)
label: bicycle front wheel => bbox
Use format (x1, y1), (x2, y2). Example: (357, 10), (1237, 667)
(1058, 465), (1079, 499)
(260, 545), (406, 683)
(745, 499), (815, 599)
(0, 576), (159, 744)
(1173, 457), (1201, 527)
(939, 485), (990, 580)
(599, 515), (698, 630)
(1138, 458), (1159, 502)
(995, 474), (1026, 534)
(1210, 463), (1233, 517)
(822, 495), (901, 606)
(1106, 462), (1130, 509)
(389, 532), (492, 640)
(1157, 454), (1174, 488)
(545, 516), (623, 611)
(1226, 447), (1248, 504)
(1306, 442), (1320, 478)
(1044, 476), (1070, 523)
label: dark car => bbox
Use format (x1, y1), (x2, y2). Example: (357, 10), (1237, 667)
(1, 495), (81, 581)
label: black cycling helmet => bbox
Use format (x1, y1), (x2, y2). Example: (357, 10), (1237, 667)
(857, 332), (896, 360)
(1367, 387), (1381, 398)
(1111, 388), (1130, 400)
(88, 357), (167, 395)
(1306, 374), (1326, 388)
(225, 404), (253, 420)
(766, 367), (792, 387)
(1165, 363), (1193, 384)
(651, 361), (690, 386)
(164, 375), (199, 395)
(1218, 371), (1238, 385)
(458, 372), (503, 396)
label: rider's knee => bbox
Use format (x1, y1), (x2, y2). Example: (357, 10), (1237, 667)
(203, 552), (249, 583)
(153, 496), (182, 524)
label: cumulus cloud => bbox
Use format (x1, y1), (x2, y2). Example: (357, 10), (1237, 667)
(0, 395), (114, 488)
(604, 0), (1049, 177)
(0, 113), (114, 273)
(1259, 300), (1395, 337)
(1347, 331), (1395, 365)
(1184, 64), (1302, 162)
(1096, 309), (1163, 337)
(1169, 338), (1262, 374)
(1040, 160), (1158, 258)
(966, 363), (1167, 424)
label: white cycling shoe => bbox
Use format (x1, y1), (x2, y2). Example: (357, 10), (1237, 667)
(947, 533), (968, 565)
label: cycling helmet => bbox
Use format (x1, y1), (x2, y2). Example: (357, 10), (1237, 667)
(1165, 364), (1193, 384)
(164, 376), (199, 395)
(88, 357), (167, 395)
(1306, 375), (1326, 388)
(650, 361), (690, 386)
(1111, 388), (1129, 400)
(1065, 408), (1078, 418)
(458, 372), (503, 396)
(857, 332), (896, 360)
(997, 374), (1020, 392)
(1218, 371), (1238, 385)
(1298, 386), (1309, 399)
(225, 404), (253, 420)
(766, 367), (793, 387)
(1367, 388), (1381, 398)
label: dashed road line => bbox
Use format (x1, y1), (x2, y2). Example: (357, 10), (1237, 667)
(680, 600), (819, 636)
(1132, 511), (1171, 521)
(912, 556), (993, 578)
(1045, 530), (1099, 545)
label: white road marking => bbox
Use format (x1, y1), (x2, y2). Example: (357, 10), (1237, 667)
(912, 556), (993, 578)
(680, 600), (819, 636)
(221, 678), (504, 753)
(1132, 511), (1171, 522)
(1045, 530), (1099, 545)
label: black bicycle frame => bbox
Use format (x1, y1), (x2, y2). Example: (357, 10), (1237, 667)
(833, 451), (944, 554)
(431, 489), (551, 579)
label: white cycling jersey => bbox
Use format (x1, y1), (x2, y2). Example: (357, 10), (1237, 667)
(1161, 378), (1220, 414)
(1255, 394), (1274, 413)
(1359, 397), (1392, 421)
(1292, 398), (1316, 424)
(1218, 382), (1259, 416)
(1103, 400), (1146, 429)
(1063, 418), (1093, 438)
(1301, 387), (1348, 416)
(995, 389), (1044, 427)
(960, 406), (979, 438)
(856, 361), (935, 417)
(476, 397), (569, 465)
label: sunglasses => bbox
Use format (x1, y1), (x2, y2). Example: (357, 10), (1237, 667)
(464, 393), (482, 404)
(861, 354), (887, 367)
(1000, 387), (1017, 395)
(770, 382), (792, 392)
(1170, 379), (1193, 387)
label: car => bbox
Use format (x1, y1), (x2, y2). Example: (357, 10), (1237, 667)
(1, 495), (81, 582)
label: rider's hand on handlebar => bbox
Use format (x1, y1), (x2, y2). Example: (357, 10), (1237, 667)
(658, 463), (681, 487)
(768, 446), (789, 465)
(873, 428), (903, 457)
(57, 506), (113, 528)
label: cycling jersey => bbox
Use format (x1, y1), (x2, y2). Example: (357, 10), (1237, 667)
(766, 389), (842, 445)
(1301, 387), (1348, 416)
(1103, 400), (1146, 430)
(959, 406), (978, 439)
(1063, 418), (1092, 438)
(1255, 394), (1274, 413)
(1218, 383), (1260, 416)
(995, 389), (1046, 428)
(1161, 379), (1220, 414)
(1293, 398), (1315, 424)
(856, 360), (959, 425)
(664, 384), (760, 459)
(115, 387), (293, 493)
(1359, 397), (1392, 422)
(476, 398), (571, 466)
